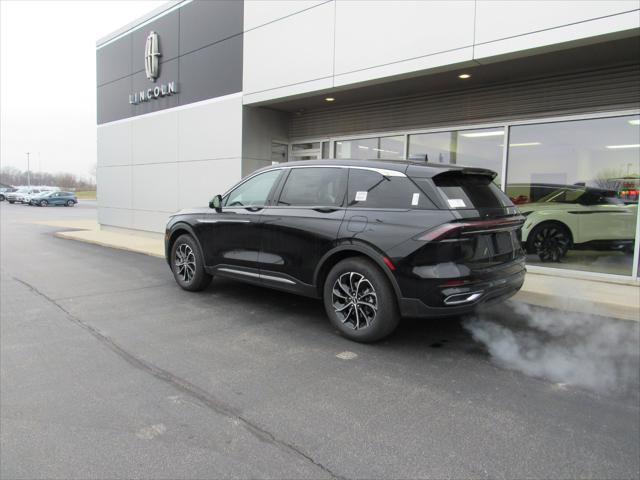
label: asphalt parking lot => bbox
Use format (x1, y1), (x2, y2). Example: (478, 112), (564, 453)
(1, 201), (639, 479)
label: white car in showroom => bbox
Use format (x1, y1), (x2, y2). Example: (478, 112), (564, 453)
(518, 186), (637, 262)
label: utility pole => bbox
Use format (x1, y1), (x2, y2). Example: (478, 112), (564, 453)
(25, 152), (31, 187)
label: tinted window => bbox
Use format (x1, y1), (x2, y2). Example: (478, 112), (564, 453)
(430, 172), (511, 209)
(348, 169), (435, 209)
(224, 170), (281, 207)
(278, 168), (346, 207)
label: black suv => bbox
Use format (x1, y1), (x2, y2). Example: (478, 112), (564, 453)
(165, 160), (526, 342)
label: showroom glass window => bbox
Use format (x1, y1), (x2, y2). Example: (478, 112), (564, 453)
(223, 169), (281, 207)
(278, 168), (347, 207)
(335, 136), (404, 160)
(506, 115), (639, 276)
(408, 128), (505, 186)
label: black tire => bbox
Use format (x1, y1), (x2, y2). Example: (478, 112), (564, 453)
(0, 194), (5, 201)
(527, 222), (571, 262)
(66, 200), (75, 207)
(323, 257), (399, 342)
(40, 200), (48, 207)
(170, 234), (212, 291)
(8, 201), (14, 204)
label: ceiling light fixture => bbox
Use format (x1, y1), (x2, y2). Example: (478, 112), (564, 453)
(606, 144), (640, 149)
(509, 142), (541, 147)
(325, 97), (335, 102)
(458, 73), (471, 79)
(461, 130), (504, 138)
(629, 119), (640, 126)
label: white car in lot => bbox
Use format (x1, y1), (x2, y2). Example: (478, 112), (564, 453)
(518, 186), (637, 262)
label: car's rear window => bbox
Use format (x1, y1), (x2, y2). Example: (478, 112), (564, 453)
(347, 169), (436, 209)
(428, 172), (512, 209)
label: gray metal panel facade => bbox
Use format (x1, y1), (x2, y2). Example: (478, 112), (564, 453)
(289, 64), (640, 139)
(96, 0), (243, 125)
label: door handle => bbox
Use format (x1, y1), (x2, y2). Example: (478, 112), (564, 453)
(245, 206), (263, 212)
(313, 207), (339, 213)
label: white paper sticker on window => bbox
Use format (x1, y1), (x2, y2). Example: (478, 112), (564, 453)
(447, 198), (466, 208)
(355, 191), (368, 202)
(411, 193), (420, 206)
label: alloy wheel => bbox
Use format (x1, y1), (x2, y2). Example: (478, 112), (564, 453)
(175, 243), (196, 283)
(533, 226), (569, 262)
(332, 272), (378, 330)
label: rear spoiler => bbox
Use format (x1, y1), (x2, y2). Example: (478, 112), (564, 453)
(406, 163), (497, 180)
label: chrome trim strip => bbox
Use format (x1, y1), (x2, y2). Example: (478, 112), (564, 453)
(444, 291), (483, 306)
(260, 273), (296, 285)
(218, 268), (260, 279)
(285, 165), (406, 177)
(217, 268), (296, 285)
(196, 219), (251, 224)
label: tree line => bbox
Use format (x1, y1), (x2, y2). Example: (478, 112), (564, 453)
(0, 166), (96, 191)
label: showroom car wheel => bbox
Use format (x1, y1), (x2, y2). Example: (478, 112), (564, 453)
(66, 200), (75, 207)
(528, 222), (571, 262)
(324, 257), (399, 342)
(171, 234), (211, 291)
(40, 200), (48, 207)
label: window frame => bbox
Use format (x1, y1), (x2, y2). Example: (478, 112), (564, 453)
(222, 168), (284, 208)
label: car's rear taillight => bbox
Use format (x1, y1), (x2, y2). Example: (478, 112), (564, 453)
(418, 217), (524, 242)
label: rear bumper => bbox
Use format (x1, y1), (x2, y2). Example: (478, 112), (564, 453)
(398, 268), (525, 318)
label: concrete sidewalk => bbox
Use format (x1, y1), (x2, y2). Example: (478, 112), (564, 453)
(40, 219), (640, 322)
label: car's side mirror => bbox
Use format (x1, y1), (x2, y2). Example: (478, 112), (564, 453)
(209, 194), (223, 212)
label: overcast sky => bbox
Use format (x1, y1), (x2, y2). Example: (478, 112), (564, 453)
(0, 0), (167, 178)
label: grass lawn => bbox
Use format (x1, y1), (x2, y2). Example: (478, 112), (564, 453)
(75, 190), (97, 200)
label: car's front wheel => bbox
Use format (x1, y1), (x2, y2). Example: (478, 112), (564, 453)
(527, 222), (571, 262)
(66, 200), (75, 207)
(40, 200), (48, 207)
(170, 234), (212, 291)
(323, 257), (399, 342)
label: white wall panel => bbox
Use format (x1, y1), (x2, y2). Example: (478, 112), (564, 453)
(178, 96), (243, 162)
(132, 163), (178, 212)
(244, 0), (328, 30)
(131, 111), (179, 165)
(96, 165), (132, 209)
(474, 8), (640, 61)
(243, 1), (334, 96)
(132, 210), (171, 233)
(334, 0), (475, 77)
(178, 158), (242, 209)
(475, 1), (639, 45)
(97, 122), (131, 167)
(98, 207), (133, 230)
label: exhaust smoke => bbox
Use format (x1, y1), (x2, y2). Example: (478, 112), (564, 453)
(463, 300), (640, 394)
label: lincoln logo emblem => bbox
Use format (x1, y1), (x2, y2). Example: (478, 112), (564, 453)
(144, 31), (161, 82)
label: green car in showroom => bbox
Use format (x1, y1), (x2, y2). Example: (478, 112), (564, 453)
(518, 186), (637, 262)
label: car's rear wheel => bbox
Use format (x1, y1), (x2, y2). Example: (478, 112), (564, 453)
(40, 200), (48, 207)
(170, 234), (212, 291)
(66, 200), (75, 207)
(527, 222), (571, 262)
(323, 257), (399, 342)
(0, 194), (5, 201)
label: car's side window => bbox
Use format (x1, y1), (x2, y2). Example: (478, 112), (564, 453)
(347, 169), (436, 209)
(277, 168), (347, 207)
(224, 170), (281, 207)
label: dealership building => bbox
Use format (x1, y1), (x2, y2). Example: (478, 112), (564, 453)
(96, 0), (640, 281)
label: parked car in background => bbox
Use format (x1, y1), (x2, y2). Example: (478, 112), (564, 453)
(34, 191), (78, 207)
(27, 191), (54, 205)
(5, 187), (42, 204)
(0, 186), (17, 201)
(519, 186), (637, 262)
(165, 160), (526, 342)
